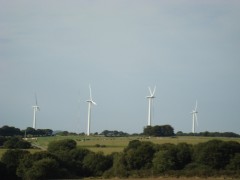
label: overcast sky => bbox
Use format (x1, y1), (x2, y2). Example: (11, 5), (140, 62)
(0, 0), (240, 134)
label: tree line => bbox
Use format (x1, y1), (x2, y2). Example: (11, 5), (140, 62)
(0, 126), (53, 137)
(0, 137), (31, 149)
(176, 131), (240, 138)
(1, 138), (240, 179)
(1, 125), (239, 138)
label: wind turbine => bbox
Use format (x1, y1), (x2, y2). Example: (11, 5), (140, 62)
(191, 100), (198, 133)
(86, 85), (97, 136)
(146, 86), (156, 126)
(32, 93), (40, 129)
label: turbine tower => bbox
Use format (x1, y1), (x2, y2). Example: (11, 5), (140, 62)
(146, 86), (156, 126)
(86, 85), (97, 136)
(32, 93), (40, 129)
(191, 100), (198, 133)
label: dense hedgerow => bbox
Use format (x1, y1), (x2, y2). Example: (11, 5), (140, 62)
(1, 139), (240, 179)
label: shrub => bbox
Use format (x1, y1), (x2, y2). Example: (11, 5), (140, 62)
(48, 139), (76, 152)
(3, 137), (31, 149)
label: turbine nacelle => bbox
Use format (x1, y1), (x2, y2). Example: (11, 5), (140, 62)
(146, 95), (155, 98)
(33, 105), (40, 111)
(86, 100), (97, 105)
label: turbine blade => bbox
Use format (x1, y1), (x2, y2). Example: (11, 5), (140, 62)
(148, 87), (152, 96)
(152, 86), (156, 96)
(89, 84), (92, 100)
(92, 101), (97, 105)
(35, 93), (38, 105)
(195, 100), (198, 111)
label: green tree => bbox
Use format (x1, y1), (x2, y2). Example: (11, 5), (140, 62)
(124, 140), (141, 152)
(153, 143), (192, 173)
(0, 161), (7, 180)
(194, 140), (240, 169)
(0, 136), (7, 146)
(17, 151), (68, 179)
(152, 146), (178, 173)
(1, 149), (29, 179)
(83, 152), (112, 176)
(123, 141), (156, 170)
(106, 152), (129, 178)
(3, 137), (31, 149)
(69, 148), (90, 162)
(143, 125), (174, 137)
(227, 153), (240, 170)
(23, 158), (66, 180)
(47, 139), (76, 152)
(0, 125), (22, 136)
(175, 143), (192, 169)
(67, 148), (91, 176)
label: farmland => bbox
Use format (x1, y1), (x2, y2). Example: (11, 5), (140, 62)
(24, 135), (240, 154)
(1, 136), (240, 158)
(36, 136), (240, 154)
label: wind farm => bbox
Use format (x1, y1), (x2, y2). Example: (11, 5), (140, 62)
(28, 85), (199, 135)
(2, 86), (240, 180)
(1, 1), (240, 179)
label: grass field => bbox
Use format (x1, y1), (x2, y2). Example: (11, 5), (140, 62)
(1, 136), (240, 158)
(32, 135), (240, 155)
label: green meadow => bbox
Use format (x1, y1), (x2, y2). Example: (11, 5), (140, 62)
(1, 136), (240, 158)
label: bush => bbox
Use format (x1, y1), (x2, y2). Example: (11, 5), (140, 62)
(83, 152), (113, 176)
(0, 136), (7, 146)
(48, 139), (76, 152)
(3, 137), (31, 149)
(123, 141), (156, 170)
(153, 148), (177, 173)
(17, 151), (69, 179)
(23, 158), (67, 180)
(106, 152), (129, 178)
(194, 140), (240, 169)
(1, 149), (29, 179)
(226, 153), (240, 170)
(0, 161), (7, 179)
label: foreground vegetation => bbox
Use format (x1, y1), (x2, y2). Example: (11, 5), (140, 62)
(1, 125), (240, 179)
(1, 138), (240, 179)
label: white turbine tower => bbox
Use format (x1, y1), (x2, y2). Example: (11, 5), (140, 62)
(191, 100), (198, 133)
(32, 93), (40, 129)
(146, 86), (156, 126)
(86, 85), (97, 136)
